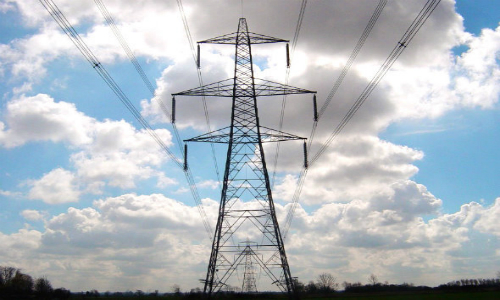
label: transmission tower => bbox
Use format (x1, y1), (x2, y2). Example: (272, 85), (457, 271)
(173, 18), (315, 298)
(240, 241), (258, 293)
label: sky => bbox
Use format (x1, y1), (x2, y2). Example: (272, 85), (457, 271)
(1, 0), (500, 293)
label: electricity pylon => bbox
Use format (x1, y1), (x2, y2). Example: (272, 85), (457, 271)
(173, 18), (315, 298)
(240, 240), (258, 293)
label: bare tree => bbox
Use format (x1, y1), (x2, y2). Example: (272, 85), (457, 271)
(316, 273), (339, 291)
(0, 266), (16, 285)
(171, 284), (181, 295)
(53, 288), (71, 299)
(11, 270), (34, 295)
(292, 277), (304, 294)
(368, 273), (379, 285)
(34, 276), (53, 297)
(305, 281), (318, 293)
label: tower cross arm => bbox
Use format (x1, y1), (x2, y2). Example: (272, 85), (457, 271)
(185, 126), (306, 144)
(199, 32), (289, 45)
(254, 78), (316, 96)
(172, 78), (315, 97)
(260, 126), (306, 143)
(172, 78), (234, 97)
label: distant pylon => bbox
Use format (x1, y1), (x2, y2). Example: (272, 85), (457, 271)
(173, 18), (315, 298)
(240, 241), (258, 293)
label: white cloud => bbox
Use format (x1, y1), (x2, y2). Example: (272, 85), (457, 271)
(197, 179), (219, 190)
(0, 93), (176, 199)
(283, 186), (500, 285)
(0, 94), (93, 148)
(0, 229), (42, 258)
(72, 119), (173, 189)
(274, 135), (424, 205)
(156, 173), (178, 188)
(21, 209), (46, 221)
(1, 193), (211, 291)
(0, 2), (15, 13)
(0, 192), (498, 290)
(472, 198), (500, 236)
(0, 26), (74, 84)
(28, 168), (81, 204)
(0, 189), (21, 198)
(454, 26), (500, 108)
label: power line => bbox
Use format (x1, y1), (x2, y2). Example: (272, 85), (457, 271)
(304, 0), (387, 161)
(40, 0), (213, 238)
(94, 0), (155, 95)
(271, 0), (308, 187)
(94, 0), (213, 239)
(282, 0), (441, 238)
(176, 0), (222, 187)
(282, 0), (386, 237)
(309, 0), (441, 166)
(317, 0), (387, 120)
(39, 0), (179, 167)
(92, 0), (184, 150)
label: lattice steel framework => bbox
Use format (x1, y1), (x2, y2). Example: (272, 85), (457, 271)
(173, 18), (315, 298)
(240, 241), (258, 293)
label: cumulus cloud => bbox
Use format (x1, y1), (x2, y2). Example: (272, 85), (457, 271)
(21, 209), (46, 221)
(454, 26), (500, 108)
(1, 193), (211, 291)
(28, 168), (81, 204)
(470, 198), (500, 236)
(197, 179), (219, 190)
(0, 94), (93, 148)
(0, 26), (74, 84)
(0, 93), (175, 202)
(284, 186), (500, 285)
(71, 119), (173, 189)
(274, 135), (424, 204)
(0, 192), (498, 290)
(0, 189), (21, 198)
(0, 229), (42, 259)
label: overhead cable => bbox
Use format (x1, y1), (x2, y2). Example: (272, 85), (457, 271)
(92, 0), (184, 150)
(309, 0), (441, 166)
(317, 0), (387, 119)
(40, 0), (213, 238)
(305, 0), (387, 159)
(176, 0), (222, 186)
(283, 0), (441, 238)
(271, 0), (308, 187)
(282, 0), (387, 237)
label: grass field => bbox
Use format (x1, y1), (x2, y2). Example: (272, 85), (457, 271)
(87, 290), (500, 300)
(304, 290), (500, 299)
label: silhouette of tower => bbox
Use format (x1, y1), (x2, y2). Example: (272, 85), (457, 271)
(240, 241), (258, 293)
(173, 18), (315, 297)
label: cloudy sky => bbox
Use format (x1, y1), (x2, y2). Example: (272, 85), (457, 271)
(1, 0), (500, 293)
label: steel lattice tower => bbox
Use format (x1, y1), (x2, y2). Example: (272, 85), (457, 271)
(173, 18), (315, 298)
(240, 241), (258, 293)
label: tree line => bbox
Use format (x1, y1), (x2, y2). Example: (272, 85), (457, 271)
(0, 266), (70, 299)
(293, 272), (500, 296)
(2, 266), (500, 299)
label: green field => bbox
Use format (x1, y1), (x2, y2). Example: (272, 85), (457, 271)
(89, 290), (500, 300)
(303, 290), (500, 299)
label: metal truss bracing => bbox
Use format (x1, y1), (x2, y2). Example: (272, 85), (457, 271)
(173, 78), (315, 98)
(241, 241), (258, 293)
(198, 31), (288, 45)
(173, 18), (315, 298)
(185, 126), (306, 144)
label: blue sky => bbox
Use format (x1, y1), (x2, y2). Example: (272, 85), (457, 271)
(1, 0), (500, 293)
(382, 0), (500, 213)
